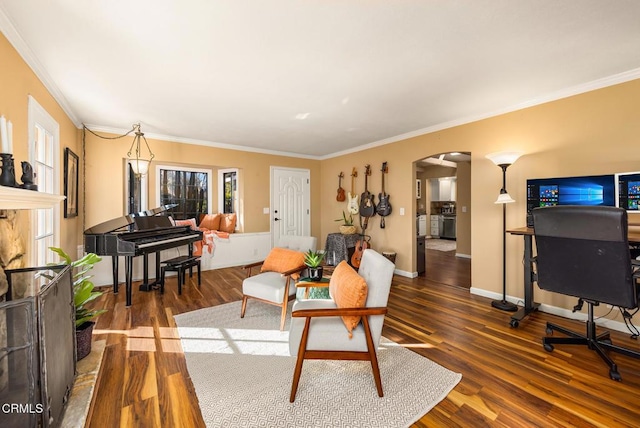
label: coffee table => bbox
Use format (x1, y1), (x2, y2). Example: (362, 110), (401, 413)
(295, 277), (330, 299)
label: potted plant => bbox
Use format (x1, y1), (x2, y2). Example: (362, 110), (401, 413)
(335, 210), (357, 235)
(49, 247), (106, 361)
(304, 249), (325, 281)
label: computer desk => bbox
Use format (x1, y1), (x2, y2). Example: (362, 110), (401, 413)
(506, 226), (640, 327)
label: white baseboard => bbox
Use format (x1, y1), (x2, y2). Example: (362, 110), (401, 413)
(394, 269), (417, 278)
(469, 287), (633, 334)
(92, 232), (271, 287)
(455, 253), (471, 259)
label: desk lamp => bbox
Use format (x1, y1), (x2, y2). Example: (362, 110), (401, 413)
(486, 151), (522, 311)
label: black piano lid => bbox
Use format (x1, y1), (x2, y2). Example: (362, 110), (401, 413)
(134, 216), (173, 230)
(84, 215), (134, 235)
(84, 204), (178, 235)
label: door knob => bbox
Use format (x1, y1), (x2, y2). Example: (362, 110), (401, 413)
(274, 217), (280, 221)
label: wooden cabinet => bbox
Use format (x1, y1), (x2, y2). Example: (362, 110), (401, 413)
(430, 215), (440, 237)
(430, 177), (456, 201)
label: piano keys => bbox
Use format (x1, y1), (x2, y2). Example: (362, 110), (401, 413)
(84, 206), (202, 307)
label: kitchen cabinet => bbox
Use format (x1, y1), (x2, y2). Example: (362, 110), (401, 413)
(417, 215), (427, 236)
(430, 215), (440, 237)
(429, 177), (456, 201)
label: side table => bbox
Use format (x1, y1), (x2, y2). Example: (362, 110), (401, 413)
(295, 277), (330, 299)
(324, 232), (360, 266)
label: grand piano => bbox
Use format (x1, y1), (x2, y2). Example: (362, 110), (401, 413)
(84, 205), (203, 306)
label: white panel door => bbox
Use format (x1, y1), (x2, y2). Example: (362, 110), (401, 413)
(271, 167), (310, 248)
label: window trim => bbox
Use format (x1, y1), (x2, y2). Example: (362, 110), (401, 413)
(124, 159), (148, 214)
(218, 167), (240, 230)
(155, 163), (213, 218)
(27, 95), (60, 267)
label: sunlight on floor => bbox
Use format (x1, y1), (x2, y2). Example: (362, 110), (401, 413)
(177, 327), (290, 356)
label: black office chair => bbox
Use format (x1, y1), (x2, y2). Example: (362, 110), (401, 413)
(532, 205), (640, 380)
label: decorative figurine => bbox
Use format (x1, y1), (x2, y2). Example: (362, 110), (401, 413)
(20, 161), (37, 190)
(0, 153), (16, 187)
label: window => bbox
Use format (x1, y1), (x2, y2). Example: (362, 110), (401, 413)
(156, 165), (212, 220)
(28, 96), (60, 266)
(126, 161), (148, 215)
(219, 169), (238, 214)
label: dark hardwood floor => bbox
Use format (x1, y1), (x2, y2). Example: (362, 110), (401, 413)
(423, 246), (471, 288)
(86, 252), (640, 427)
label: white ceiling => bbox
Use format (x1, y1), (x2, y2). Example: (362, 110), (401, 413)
(2, 0), (640, 159)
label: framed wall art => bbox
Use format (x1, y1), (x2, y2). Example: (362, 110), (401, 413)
(64, 147), (78, 218)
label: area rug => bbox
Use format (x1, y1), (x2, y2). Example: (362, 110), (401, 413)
(425, 238), (456, 252)
(174, 301), (462, 428)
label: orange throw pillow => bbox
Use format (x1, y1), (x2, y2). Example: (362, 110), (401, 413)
(329, 261), (368, 337)
(199, 213), (222, 231)
(219, 213), (237, 233)
(261, 247), (305, 275)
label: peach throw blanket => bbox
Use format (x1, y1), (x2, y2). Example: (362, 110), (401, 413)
(193, 229), (230, 256)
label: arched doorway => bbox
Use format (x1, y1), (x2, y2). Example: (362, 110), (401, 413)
(415, 152), (471, 288)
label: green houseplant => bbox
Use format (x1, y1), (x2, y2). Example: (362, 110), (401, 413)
(335, 211), (356, 235)
(303, 249), (325, 281)
(49, 247), (106, 360)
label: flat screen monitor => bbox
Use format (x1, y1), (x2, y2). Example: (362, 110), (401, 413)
(526, 174), (616, 215)
(616, 172), (640, 211)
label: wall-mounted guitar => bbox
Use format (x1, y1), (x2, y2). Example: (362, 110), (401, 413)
(336, 172), (345, 202)
(376, 162), (392, 228)
(347, 167), (359, 215)
(358, 164), (376, 231)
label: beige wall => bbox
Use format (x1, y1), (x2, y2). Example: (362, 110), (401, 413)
(83, 131), (321, 236)
(455, 161), (471, 256)
(319, 79), (640, 320)
(0, 33), (81, 259)
(4, 28), (640, 320)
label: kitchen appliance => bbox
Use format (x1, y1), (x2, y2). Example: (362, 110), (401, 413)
(440, 214), (456, 239)
(442, 203), (455, 214)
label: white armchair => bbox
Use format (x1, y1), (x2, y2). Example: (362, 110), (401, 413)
(277, 235), (317, 253)
(288, 249), (395, 402)
(241, 235), (317, 330)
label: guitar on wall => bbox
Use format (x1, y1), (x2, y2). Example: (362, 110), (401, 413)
(336, 172), (346, 202)
(376, 162), (392, 228)
(359, 164), (376, 231)
(347, 167), (359, 215)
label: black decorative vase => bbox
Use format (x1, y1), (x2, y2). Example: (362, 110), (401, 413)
(308, 266), (323, 282)
(75, 321), (95, 361)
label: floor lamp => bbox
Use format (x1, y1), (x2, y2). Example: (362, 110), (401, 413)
(486, 151), (522, 312)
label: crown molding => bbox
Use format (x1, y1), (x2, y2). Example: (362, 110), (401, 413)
(3, 2), (638, 160)
(82, 124), (321, 160)
(0, 5), (81, 127)
(320, 67), (640, 160)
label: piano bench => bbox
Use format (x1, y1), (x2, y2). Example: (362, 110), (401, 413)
(160, 256), (201, 295)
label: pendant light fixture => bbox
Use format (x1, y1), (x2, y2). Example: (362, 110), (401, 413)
(127, 123), (154, 176)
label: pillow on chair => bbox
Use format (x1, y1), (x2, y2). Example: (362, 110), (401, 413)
(261, 247), (305, 276)
(199, 213), (222, 230)
(329, 261), (368, 337)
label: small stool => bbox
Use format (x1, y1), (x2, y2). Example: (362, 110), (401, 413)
(160, 256), (201, 295)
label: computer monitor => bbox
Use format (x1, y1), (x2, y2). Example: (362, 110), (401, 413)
(616, 172), (640, 212)
(526, 174), (616, 222)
